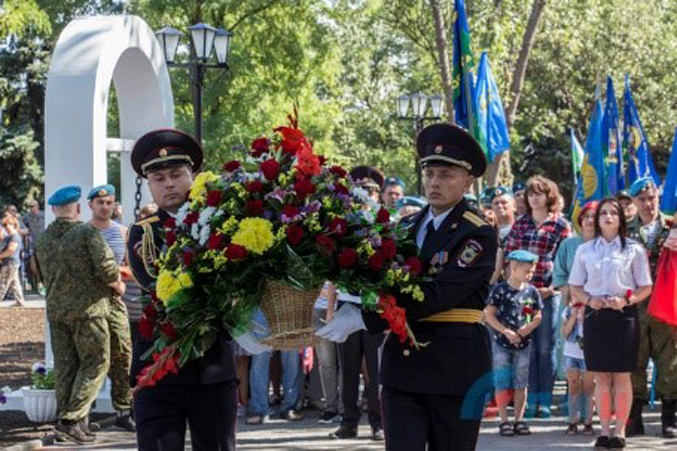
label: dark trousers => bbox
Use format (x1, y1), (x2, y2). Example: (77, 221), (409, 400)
(382, 387), (481, 451)
(135, 381), (237, 451)
(338, 329), (384, 429)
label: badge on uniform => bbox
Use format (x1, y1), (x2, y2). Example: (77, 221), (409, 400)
(457, 239), (483, 268)
(428, 251), (449, 275)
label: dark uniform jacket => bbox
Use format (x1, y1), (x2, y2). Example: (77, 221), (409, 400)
(363, 200), (497, 396)
(128, 208), (236, 386)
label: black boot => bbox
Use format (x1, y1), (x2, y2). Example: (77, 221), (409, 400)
(662, 399), (677, 438)
(626, 399), (645, 437)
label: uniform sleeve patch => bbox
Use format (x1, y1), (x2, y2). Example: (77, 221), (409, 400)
(457, 239), (483, 267)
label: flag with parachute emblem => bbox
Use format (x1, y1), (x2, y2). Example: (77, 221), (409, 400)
(660, 127), (677, 215)
(623, 75), (661, 187)
(452, 0), (479, 138)
(473, 51), (510, 162)
(601, 76), (624, 195)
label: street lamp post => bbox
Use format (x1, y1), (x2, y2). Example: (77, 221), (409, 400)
(397, 93), (443, 193)
(155, 23), (233, 145)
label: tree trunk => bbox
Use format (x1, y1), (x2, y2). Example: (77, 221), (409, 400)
(488, 0), (547, 187)
(430, 0), (455, 123)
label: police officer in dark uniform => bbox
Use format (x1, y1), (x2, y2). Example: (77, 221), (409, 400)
(318, 123), (497, 450)
(127, 129), (237, 451)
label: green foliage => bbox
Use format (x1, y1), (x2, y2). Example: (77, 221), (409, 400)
(30, 364), (55, 390)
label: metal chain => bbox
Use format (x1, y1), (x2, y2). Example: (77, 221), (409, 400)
(134, 175), (143, 221)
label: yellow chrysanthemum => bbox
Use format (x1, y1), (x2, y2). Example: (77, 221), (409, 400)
(156, 269), (193, 305)
(231, 218), (275, 255)
(189, 171), (220, 199)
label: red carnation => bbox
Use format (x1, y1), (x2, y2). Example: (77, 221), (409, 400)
(139, 316), (154, 339)
(260, 159), (281, 180)
(376, 207), (390, 224)
(368, 251), (385, 271)
(286, 224), (305, 245)
(143, 303), (158, 319)
(161, 323), (177, 339)
(245, 180), (263, 193)
(316, 235), (336, 255)
(338, 248), (359, 268)
(381, 239), (397, 259)
(206, 190), (222, 207)
(183, 250), (195, 267)
(163, 217), (176, 229)
(282, 205), (301, 218)
(275, 126), (307, 155)
(223, 160), (241, 172)
(245, 199), (265, 216)
(207, 233), (224, 251)
(334, 183), (349, 195)
(405, 257), (422, 275)
(329, 166), (347, 178)
(295, 146), (322, 178)
(225, 244), (248, 260)
(251, 137), (270, 157)
(184, 211), (199, 225)
(166, 230), (177, 247)
(329, 217), (348, 237)
(294, 178), (316, 198)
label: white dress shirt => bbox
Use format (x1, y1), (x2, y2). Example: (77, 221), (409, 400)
(568, 236), (652, 296)
(415, 207), (454, 250)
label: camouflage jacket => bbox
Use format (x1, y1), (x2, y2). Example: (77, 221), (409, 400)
(36, 218), (119, 321)
(627, 212), (672, 277)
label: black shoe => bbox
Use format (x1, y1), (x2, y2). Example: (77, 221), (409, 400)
(626, 400), (645, 437)
(278, 409), (304, 421)
(608, 436), (626, 449)
(371, 427), (384, 441)
(318, 411), (341, 424)
(594, 436), (611, 448)
(55, 421), (95, 445)
(329, 425), (357, 439)
(661, 399), (677, 438)
(115, 411), (137, 432)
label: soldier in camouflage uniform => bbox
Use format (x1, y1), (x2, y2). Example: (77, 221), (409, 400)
(88, 184), (135, 431)
(626, 177), (677, 438)
(35, 185), (126, 445)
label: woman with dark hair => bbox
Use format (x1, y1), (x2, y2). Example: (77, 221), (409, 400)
(569, 198), (653, 449)
(505, 175), (571, 417)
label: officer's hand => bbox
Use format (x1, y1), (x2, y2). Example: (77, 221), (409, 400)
(589, 297), (605, 310)
(316, 303), (366, 343)
(503, 329), (522, 345)
(607, 296), (625, 311)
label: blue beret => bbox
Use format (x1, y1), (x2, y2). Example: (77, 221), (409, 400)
(512, 182), (526, 193)
(396, 196), (427, 210)
(628, 177), (657, 197)
(48, 185), (81, 206)
(385, 177), (405, 190)
(506, 250), (539, 263)
(491, 186), (513, 201)
(88, 184), (116, 200)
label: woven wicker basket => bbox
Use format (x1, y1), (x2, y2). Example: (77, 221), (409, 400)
(259, 280), (322, 349)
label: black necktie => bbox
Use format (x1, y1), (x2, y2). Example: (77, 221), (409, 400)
(420, 219), (437, 256)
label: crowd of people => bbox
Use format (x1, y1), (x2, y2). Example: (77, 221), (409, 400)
(4, 122), (677, 451)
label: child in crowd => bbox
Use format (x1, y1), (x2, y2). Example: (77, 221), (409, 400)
(561, 302), (595, 435)
(485, 250), (543, 436)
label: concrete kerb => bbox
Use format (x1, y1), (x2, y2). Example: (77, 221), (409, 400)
(0, 416), (116, 451)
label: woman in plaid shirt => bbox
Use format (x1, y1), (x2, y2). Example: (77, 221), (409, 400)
(505, 175), (571, 418)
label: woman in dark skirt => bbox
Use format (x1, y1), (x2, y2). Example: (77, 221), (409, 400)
(569, 198), (652, 449)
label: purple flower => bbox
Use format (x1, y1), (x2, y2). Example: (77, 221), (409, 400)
(306, 200), (322, 213)
(368, 234), (382, 248)
(263, 210), (274, 220)
(0, 394), (6, 405)
(31, 362), (47, 375)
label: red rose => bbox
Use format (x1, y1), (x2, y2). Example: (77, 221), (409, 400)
(207, 233), (224, 251)
(376, 207), (390, 224)
(223, 160), (241, 172)
(329, 166), (347, 178)
(329, 217), (348, 237)
(316, 235), (336, 255)
(245, 199), (264, 216)
(286, 224), (305, 245)
(166, 230), (177, 247)
(163, 217), (176, 229)
(206, 190), (222, 207)
(282, 205), (301, 218)
(184, 211), (199, 225)
(183, 250), (195, 267)
(245, 180), (263, 193)
(139, 316), (154, 339)
(260, 159), (281, 180)
(405, 257), (422, 276)
(338, 248), (358, 268)
(161, 323), (177, 339)
(368, 251), (385, 271)
(294, 178), (316, 198)
(251, 138), (270, 157)
(143, 303), (158, 319)
(381, 239), (397, 259)
(318, 155), (328, 166)
(334, 183), (349, 195)
(225, 244), (248, 260)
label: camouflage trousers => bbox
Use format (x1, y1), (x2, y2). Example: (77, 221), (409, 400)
(632, 302), (677, 402)
(50, 316), (110, 422)
(108, 297), (133, 411)
(0, 263), (24, 303)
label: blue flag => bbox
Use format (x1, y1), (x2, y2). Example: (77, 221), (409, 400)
(601, 76), (624, 195)
(452, 0), (478, 136)
(661, 127), (677, 215)
(473, 51), (510, 162)
(623, 75), (661, 187)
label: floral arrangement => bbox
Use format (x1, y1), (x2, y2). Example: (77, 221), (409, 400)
(136, 111), (426, 390)
(30, 362), (55, 390)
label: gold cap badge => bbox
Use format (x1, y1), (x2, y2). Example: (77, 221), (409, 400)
(159, 148), (168, 157)
(98, 189), (107, 196)
(434, 145), (443, 154)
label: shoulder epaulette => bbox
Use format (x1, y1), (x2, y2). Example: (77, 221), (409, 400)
(134, 215), (161, 226)
(463, 211), (487, 227)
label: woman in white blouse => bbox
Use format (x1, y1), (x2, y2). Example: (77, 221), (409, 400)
(569, 198), (652, 449)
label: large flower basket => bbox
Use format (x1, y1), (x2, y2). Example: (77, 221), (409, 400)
(22, 388), (57, 423)
(260, 280), (322, 349)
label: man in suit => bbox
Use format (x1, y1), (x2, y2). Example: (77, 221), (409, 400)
(127, 129), (237, 451)
(318, 123), (497, 450)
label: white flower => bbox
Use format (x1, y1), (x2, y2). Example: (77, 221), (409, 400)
(1, 386), (11, 394)
(362, 211), (375, 224)
(199, 224), (211, 246)
(351, 186), (380, 211)
(198, 206), (216, 227)
(191, 223), (200, 240)
(175, 204), (189, 225)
